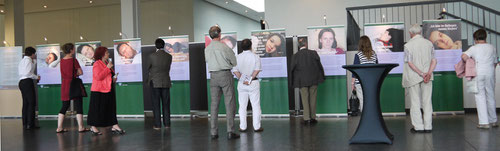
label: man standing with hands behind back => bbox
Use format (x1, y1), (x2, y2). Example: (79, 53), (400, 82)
(403, 24), (437, 133)
(147, 39), (173, 130)
(233, 39), (263, 132)
(205, 26), (239, 139)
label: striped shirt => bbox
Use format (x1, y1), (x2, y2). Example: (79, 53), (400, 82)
(353, 51), (378, 84)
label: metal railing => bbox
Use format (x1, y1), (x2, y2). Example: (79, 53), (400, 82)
(346, 0), (499, 51)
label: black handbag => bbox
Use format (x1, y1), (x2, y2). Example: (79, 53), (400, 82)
(69, 58), (87, 99)
(349, 89), (360, 116)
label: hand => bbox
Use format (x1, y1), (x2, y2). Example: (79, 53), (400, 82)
(243, 81), (250, 85)
(37, 75), (41, 83)
(113, 77), (117, 83)
(423, 73), (431, 83)
(107, 62), (114, 69)
(351, 83), (355, 91)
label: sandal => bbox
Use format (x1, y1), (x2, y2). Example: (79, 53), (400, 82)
(111, 128), (126, 134)
(56, 128), (68, 133)
(90, 128), (102, 135)
(78, 128), (90, 133)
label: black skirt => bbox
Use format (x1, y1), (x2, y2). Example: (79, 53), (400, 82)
(87, 84), (118, 127)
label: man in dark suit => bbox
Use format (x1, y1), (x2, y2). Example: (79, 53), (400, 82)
(291, 38), (325, 125)
(148, 38), (173, 130)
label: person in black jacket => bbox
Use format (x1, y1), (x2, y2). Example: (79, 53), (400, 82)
(291, 38), (325, 124)
(147, 39), (173, 130)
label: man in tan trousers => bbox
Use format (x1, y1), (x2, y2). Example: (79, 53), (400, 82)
(403, 24), (437, 133)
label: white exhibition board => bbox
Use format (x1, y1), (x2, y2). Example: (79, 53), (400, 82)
(251, 29), (287, 78)
(0, 46), (23, 89)
(113, 38), (143, 82)
(160, 35), (190, 81)
(36, 44), (62, 85)
(75, 41), (101, 83)
(307, 25), (347, 75)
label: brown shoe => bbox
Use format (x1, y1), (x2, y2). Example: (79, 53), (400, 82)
(254, 128), (264, 132)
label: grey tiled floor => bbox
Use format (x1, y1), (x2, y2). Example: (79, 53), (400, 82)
(1, 114), (499, 151)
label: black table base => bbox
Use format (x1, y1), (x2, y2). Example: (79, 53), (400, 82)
(343, 64), (398, 144)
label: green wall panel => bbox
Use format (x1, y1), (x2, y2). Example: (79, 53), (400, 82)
(170, 81), (191, 114)
(37, 85), (62, 115)
(207, 78), (289, 114)
(115, 82), (144, 115)
(378, 72), (463, 113)
(380, 74), (405, 112)
(259, 78), (289, 114)
(432, 72), (463, 111)
(38, 84), (91, 115)
(316, 76), (348, 114)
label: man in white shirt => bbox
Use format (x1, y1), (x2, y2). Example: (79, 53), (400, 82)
(402, 24), (437, 133)
(232, 39), (263, 132)
(18, 47), (41, 130)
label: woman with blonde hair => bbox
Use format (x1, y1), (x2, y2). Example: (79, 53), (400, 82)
(351, 36), (379, 112)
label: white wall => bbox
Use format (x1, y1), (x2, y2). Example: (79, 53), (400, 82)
(471, 0), (500, 11)
(193, 0), (260, 42)
(24, 4), (121, 47)
(140, 0), (194, 44)
(265, 0), (434, 37)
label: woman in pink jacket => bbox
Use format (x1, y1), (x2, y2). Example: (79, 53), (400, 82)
(87, 47), (125, 135)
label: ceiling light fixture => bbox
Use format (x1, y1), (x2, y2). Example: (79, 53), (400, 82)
(225, 1), (228, 4)
(234, 0), (264, 12)
(0, 10), (4, 13)
(43, 5), (48, 8)
(89, 0), (93, 4)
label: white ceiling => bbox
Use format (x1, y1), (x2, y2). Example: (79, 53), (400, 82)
(205, 0), (264, 21)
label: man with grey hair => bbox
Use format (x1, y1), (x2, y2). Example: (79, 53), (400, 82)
(403, 24), (437, 133)
(205, 25), (239, 139)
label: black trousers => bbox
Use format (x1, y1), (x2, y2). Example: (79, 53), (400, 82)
(19, 79), (36, 127)
(59, 98), (83, 114)
(151, 82), (171, 127)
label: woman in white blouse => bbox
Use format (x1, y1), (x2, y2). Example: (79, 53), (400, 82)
(461, 29), (498, 129)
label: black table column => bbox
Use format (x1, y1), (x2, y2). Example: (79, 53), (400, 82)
(342, 64), (398, 144)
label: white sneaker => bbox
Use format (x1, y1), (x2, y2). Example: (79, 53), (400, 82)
(477, 124), (490, 129)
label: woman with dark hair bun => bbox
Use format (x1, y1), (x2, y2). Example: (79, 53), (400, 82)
(462, 29), (498, 129)
(317, 28), (345, 55)
(87, 47), (125, 135)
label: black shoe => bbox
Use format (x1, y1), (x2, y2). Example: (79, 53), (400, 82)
(410, 128), (425, 133)
(424, 129), (432, 133)
(310, 119), (318, 124)
(254, 128), (264, 132)
(211, 134), (219, 139)
(25, 125), (40, 130)
(303, 120), (312, 125)
(227, 132), (240, 139)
